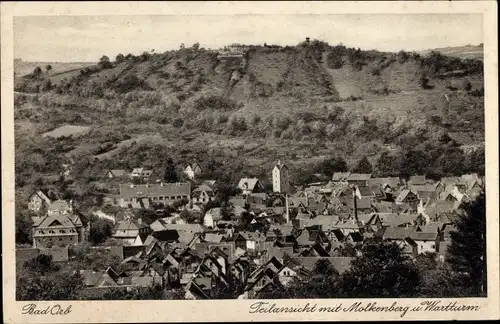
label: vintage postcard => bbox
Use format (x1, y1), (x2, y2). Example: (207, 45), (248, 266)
(2, 1), (499, 323)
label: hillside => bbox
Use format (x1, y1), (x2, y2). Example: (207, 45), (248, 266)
(14, 40), (485, 199)
(419, 44), (483, 61)
(14, 60), (95, 77)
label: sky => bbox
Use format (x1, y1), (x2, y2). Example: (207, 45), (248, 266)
(14, 14), (483, 62)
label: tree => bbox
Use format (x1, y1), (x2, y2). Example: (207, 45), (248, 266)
(115, 53), (125, 63)
(17, 271), (84, 301)
(192, 42), (200, 51)
(164, 158), (179, 183)
(179, 209), (198, 223)
(24, 255), (60, 275)
(16, 212), (34, 245)
(88, 218), (114, 245)
(352, 156), (373, 174)
(45, 64), (52, 72)
(98, 55), (112, 69)
(446, 192), (486, 296)
(319, 156), (348, 177)
(340, 239), (420, 297)
(33, 66), (42, 76)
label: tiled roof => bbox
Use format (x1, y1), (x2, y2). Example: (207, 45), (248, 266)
(367, 177), (401, 188)
(292, 257), (354, 274)
(332, 172), (351, 181)
(109, 169), (127, 177)
(237, 178), (262, 191)
(347, 173), (372, 181)
(119, 183), (191, 200)
(409, 175), (427, 185)
(381, 227), (415, 240)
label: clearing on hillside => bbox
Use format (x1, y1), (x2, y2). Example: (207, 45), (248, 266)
(42, 125), (91, 139)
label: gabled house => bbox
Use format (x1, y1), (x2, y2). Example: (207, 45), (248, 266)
(105, 169), (128, 179)
(183, 163), (203, 180)
(112, 219), (150, 245)
(237, 178), (264, 195)
(192, 183), (216, 204)
(27, 190), (54, 213)
(395, 189), (419, 210)
(31, 212), (88, 248)
(130, 168), (157, 182)
(346, 173), (372, 186)
(244, 256), (283, 298)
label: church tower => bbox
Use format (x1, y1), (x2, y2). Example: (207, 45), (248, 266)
(272, 160), (289, 193)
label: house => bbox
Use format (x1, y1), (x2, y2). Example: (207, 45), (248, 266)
(112, 219), (150, 245)
(233, 232), (266, 252)
(229, 196), (247, 208)
(409, 175), (427, 186)
(203, 208), (225, 228)
(192, 183), (216, 204)
(106, 169), (128, 179)
(395, 189), (419, 209)
(47, 199), (73, 216)
(367, 177), (402, 189)
(277, 258), (311, 286)
(237, 178), (264, 195)
(331, 172), (351, 183)
(183, 163), (203, 180)
(356, 197), (372, 214)
(27, 190), (53, 213)
(130, 168), (157, 182)
(406, 231), (440, 255)
(346, 173), (372, 186)
(272, 160), (290, 193)
(244, 257), (283, 298)
(31, 213), (88, 248)
(118, 182), (191, 208)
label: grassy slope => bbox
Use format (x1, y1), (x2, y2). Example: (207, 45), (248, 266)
(419, 45), (483, 60)
(14, 61), (95, 77)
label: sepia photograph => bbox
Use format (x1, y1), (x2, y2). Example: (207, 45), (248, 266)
(2, 1), (499, 323)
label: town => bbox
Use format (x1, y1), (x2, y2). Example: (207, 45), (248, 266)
(17, 158), (484, 300)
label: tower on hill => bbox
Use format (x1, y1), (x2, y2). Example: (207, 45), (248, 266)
(272, 160), (289, 193)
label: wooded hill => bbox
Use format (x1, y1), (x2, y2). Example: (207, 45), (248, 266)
(14, 40), (484, 192)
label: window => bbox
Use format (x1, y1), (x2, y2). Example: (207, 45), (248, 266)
(59, 238), (63, 241)
(431, 244), (435, 249)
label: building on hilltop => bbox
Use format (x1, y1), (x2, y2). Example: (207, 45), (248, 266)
(118, 182), (191, 208)
(272, 160), (290, 194)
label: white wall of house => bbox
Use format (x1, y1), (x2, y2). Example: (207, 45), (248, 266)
(415, 240), (437, 254)
(278, 267), (298, 286)
(246, 240), (256, 251)
(203, 213), (215, 228)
